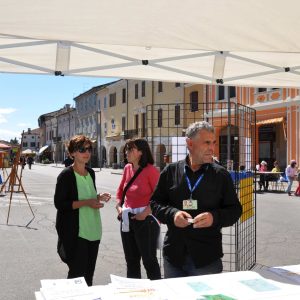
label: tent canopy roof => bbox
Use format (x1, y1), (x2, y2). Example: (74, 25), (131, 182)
(38, 145), (50, 155)
(0, 143), (11, 149)
(22, 149), (36, 155)
(1, 0), (300, 87)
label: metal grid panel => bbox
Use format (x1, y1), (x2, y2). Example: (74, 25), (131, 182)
(146, 101), (256, 272)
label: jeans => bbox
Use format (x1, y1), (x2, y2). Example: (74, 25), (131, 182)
(67, 237), (100, 286)
(164, 255), (223, 278)
(121, 215), (161, 280)
(286, 176), (294, 193)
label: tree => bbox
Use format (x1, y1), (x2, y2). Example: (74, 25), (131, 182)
(10, 137), (19, 145)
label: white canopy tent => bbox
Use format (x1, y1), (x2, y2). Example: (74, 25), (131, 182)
(1, 0), (300, 87)
(38, 145), (49, 155)
(22, 149), (36, 155)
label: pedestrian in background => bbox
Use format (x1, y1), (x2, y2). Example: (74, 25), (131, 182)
(294, 169), (300, 196)
(27, 156), (34, 169)
(258, 160), (268, 191)
(268, 160), (281, 184)
(150, 121), (242, 278)
(285, 160), (297, 196)
(272, 160), (280, 173)
(116, 138), (161, 280)
(54, 135), (111, 286)
(20, 156), (26, 169)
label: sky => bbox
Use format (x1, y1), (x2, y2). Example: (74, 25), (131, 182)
(0, 73), (116, 142)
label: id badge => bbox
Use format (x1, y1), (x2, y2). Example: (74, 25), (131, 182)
(182, 199), (198, 210)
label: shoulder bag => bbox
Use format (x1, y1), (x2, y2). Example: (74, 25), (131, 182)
(117, 167), (143, 220)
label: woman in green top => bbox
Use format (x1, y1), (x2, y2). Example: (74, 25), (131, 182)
(54, 135), (111, 286)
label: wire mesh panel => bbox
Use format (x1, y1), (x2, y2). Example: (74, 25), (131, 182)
(146, 101), (256, 272)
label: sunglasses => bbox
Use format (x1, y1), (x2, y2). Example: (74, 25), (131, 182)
(77, 146), (92, 153)
(125, 147), (136, 152)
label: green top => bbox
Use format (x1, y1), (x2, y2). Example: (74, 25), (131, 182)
(74, 171), (102, 241)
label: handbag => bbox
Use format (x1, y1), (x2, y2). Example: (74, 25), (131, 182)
(117, 167), (143, 221)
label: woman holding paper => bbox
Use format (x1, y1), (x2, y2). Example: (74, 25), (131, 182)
(54, 135), (111, 286)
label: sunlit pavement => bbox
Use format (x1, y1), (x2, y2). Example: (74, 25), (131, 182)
(0, 164), (299, 300)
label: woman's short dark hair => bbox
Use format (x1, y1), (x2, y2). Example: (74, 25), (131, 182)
(125, 138), (154, 168)
(67, 135), (92, 154)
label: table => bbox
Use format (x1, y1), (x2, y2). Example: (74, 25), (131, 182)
(35, 265), (300, 300)
(256, 172), (284, 191)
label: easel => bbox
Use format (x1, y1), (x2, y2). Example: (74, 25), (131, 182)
(1, 167), (9, 181)
(0, 146), (35, 225)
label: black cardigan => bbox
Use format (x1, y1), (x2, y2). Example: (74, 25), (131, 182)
(54, 166), (96, 263)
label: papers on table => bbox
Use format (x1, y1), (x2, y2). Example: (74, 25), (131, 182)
(35, 267), (300, 300)
(154, 271), (300, 300)
(37, 277), (102, 300)
(267, 265), (300, 285)
(106, 275), (160, 299)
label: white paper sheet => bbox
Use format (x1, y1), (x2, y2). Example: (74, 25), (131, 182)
(267, 265), (300, 285)
(109, 275), (159, 299)
(35, 268), (300, 300)
(39, 277), (100, 300)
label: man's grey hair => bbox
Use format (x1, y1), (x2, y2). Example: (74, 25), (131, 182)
(185, 121), (215, 139)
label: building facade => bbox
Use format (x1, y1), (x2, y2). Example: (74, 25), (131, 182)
(38, 80), (300, 171)
(74, 82), (117, 167)
(191, 85), (300, 171)
(56, 105), (76, 162)
(98, 80), (184, 169)
(22, 128), (40, 152)
(38, 105), (75, 162)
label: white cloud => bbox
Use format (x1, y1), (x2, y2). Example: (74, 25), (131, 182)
(0, 107), (17, 124)
(0, 128), (21, 142)
(17, 122), (32, 127)
(0, 108), (16, 114)
(0, 116), (7, 124)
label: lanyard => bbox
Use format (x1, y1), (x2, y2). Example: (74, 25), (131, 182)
(184, 167), (204, 198)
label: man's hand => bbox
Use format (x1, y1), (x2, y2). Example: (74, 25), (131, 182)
(193, 212), (213, 228)
(174, 211), (192, 228)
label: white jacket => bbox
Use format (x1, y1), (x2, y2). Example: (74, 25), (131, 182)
(286, 165), (297, 177)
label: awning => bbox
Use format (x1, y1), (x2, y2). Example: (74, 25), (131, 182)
(105, 133), (121, 141)
(3, 1), (300, 87)
(22, 149), (36, 155)
(0, 143), (11, 149)
(106, 133), (120, 138)
(256, 117), (284, 126)
(38, 145), (49, 154)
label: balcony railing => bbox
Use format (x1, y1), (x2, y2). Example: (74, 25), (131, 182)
(52, 136), (62, 143)
(123, 128), (147, 139)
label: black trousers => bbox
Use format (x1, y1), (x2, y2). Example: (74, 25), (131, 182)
(259, 174), (269, 190)
(67, 237), (100, 286)
(121, 215), (161, 280)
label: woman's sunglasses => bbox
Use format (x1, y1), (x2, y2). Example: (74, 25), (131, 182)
(125, 146), (136, 152)
(77, 146), (92, 153)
